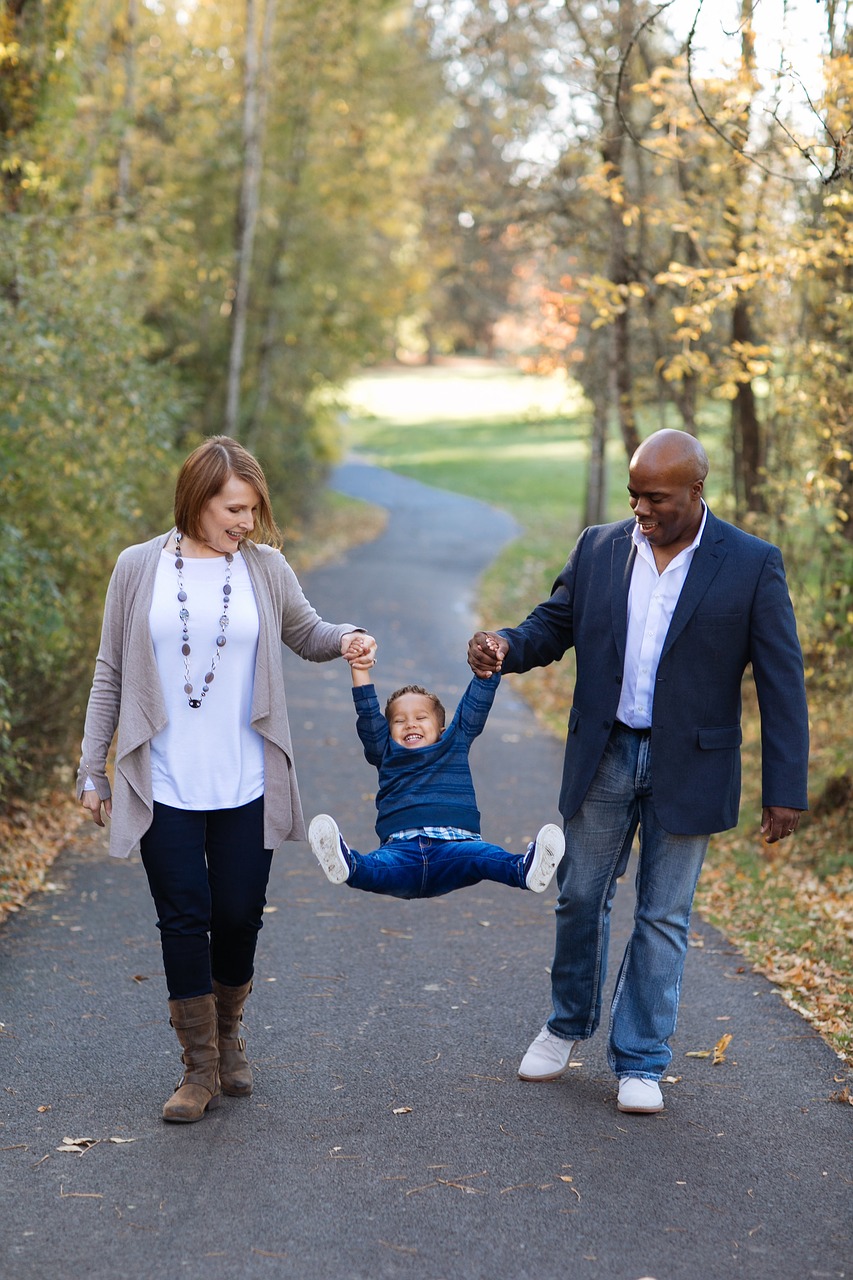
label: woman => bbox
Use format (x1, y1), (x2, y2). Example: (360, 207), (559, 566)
(77, 436), (376, 1124)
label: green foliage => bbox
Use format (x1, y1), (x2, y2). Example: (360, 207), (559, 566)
(0, 220), (186, 800)
(0, 529), (77, 792)
(0, 0), (449, 811)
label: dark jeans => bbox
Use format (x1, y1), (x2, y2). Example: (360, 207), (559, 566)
(139, 797), (273, 1000)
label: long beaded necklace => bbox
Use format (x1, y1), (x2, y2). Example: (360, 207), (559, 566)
(174, 532), (233, 709)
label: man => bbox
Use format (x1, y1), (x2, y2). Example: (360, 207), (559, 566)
(467, 429), (809, 1114)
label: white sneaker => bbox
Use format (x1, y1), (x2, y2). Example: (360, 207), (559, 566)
(308, 814), (351, 885)
(518, 1025), (576, 1081)
(617, 1076), (664, 1113)
(524, 823), (565, 893)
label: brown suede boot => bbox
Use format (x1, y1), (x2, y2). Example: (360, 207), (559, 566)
(162, 993), (221, 1123)
(213, 979), (254, 1097)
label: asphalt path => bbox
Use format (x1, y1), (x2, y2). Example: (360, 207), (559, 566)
(1, 461), (849, 1280)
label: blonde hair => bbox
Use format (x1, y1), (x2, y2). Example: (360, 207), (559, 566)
(174, 436), (282, 548)
(384, 685), (446, 729)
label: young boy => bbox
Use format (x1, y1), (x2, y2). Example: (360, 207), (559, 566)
(308, 644), (564, 899)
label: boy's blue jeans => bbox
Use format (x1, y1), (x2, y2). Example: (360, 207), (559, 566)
(347, 834), (527, 898)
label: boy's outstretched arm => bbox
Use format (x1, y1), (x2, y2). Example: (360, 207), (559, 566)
(347, 648), (387, 765)
(457, 668), (501, 740)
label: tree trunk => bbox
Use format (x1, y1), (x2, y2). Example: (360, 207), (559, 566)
(225, 0), (277, 438)
(604, 0), (641, 462)
(244, 108), (310, 452)
(116, 0), (136, 208)
(584, 387), (608, 528)
(728, 0), (765, 515)
(731, 295), (766, 514)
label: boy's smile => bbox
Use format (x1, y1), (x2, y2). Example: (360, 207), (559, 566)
(388, 692), (443, 749)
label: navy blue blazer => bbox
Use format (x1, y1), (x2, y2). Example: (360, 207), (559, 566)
(499, 509), (809, 836)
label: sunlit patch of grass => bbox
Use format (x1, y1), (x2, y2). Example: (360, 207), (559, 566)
(347, 363), (582, 425)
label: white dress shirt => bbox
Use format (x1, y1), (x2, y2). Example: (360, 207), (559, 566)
(616, 505), (707, 729)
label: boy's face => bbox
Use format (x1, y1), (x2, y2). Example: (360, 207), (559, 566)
(387, 692), (443, 749)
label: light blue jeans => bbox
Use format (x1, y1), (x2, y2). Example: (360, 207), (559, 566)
(547, 722), (709, 1080)
(347, 834), (527, 898)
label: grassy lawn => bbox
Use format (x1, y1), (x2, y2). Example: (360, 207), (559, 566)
(346, 360), (853, 1075)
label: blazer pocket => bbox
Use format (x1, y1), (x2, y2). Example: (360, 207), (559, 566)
(697, 725), (742, 750)
(568, 706), (581, 734)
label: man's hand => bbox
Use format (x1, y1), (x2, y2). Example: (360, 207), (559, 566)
(467, 631), (508, 678)
(81, 789), (112, 828)
(760, 805), (803, 846)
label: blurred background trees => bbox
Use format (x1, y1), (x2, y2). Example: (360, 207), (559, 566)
(1, 0), (850, 807)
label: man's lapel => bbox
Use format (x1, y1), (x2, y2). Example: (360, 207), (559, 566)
(660, 510), (728, 660)
(611, 521), (636, 666)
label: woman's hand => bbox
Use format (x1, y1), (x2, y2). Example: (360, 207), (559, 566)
(81, 789), (112, 827)
(341, 632), (377, 669)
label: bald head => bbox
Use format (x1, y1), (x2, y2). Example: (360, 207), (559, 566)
(627, 430), (707, 560)
(630, 430), (709, 484)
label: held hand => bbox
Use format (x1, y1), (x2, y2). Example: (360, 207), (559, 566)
(467, 631), (508, 678)
(341, 632), (377, 666)
(342, 632), (377, 688)
(81, 789), (112, 828)
(760, 805), (803, 846)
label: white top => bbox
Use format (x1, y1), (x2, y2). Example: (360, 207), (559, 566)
(148, 549), (265, 809)
(616, 505), (707, 729)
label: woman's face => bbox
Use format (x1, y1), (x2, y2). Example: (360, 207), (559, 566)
(197, 474), (260, 554)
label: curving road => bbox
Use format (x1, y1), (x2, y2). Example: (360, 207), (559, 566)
(1, 462), (849, 1280)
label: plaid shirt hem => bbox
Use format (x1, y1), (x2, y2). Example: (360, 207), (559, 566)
(384, 825), (480, 844)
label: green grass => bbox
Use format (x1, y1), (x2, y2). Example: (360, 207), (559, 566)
(345, 360), (853, 1071)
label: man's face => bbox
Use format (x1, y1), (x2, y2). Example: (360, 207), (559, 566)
(627, 455), (704, 552)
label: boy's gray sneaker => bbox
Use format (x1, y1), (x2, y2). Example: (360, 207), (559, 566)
(308, 814), (351, 885)
(524, 823), (565, 892)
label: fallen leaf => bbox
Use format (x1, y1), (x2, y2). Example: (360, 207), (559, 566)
(559, 1175), (573, 1183)
(713, 1032), (733, 1065)
(392, 1107), (412, 1115)
(108, 1137), (138, 1144)
(57, 1138), (99, 1154)
(685, 1050), (712, 1059)
(379, 1240), (418, 1255)
(37, 1105), (51, 1113)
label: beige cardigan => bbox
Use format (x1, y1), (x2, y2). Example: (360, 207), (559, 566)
(77, 532), (358, 858)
